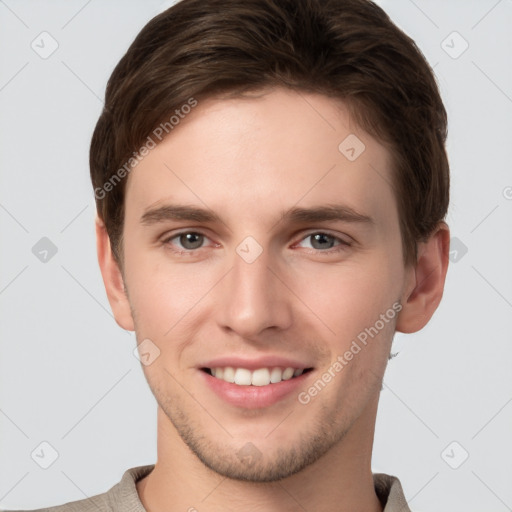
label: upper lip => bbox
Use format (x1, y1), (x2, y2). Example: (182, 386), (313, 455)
(199, 356), (313, 371)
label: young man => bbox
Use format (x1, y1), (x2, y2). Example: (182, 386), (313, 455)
(8, 0), (450, 510)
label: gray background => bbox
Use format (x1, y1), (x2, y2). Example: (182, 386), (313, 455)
(1, 1), (511, 511)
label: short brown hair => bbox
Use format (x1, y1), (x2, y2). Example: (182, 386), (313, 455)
(90, 0), (449, 266)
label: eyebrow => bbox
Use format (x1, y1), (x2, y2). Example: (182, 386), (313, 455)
(140, 203), (374, 227)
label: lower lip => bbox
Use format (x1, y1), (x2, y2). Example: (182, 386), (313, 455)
(200, 370), (311, 409)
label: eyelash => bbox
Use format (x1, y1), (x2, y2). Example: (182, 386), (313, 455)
(161, 230), (351, 256)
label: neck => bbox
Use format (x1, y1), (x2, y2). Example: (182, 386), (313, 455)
(137, 399), (383, 512)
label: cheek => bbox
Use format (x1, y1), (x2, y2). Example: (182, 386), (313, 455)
(124, 252), (223, 345)
(294, 258), (402, 340)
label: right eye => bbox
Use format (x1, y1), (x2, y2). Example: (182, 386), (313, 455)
(163, 231), (212, 252)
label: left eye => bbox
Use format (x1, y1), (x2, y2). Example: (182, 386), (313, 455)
(296, 233), (347, 251)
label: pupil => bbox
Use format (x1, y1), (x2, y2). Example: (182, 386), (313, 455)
(312, 233), (333, 249)
(181, 233), (203, 249)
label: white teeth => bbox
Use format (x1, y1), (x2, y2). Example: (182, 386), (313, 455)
(223, 367), (235, 383)
(282, 367), (295, 380)
(270, 367), (282, 383)
(251, 368), (270, 386)
(234, 368), (252, 385)
(209, 366), (306, 386)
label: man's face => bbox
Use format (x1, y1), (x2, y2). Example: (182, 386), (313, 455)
(120, 88), (411, 481)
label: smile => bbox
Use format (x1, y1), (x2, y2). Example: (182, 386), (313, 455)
(203, 367), (313, 386)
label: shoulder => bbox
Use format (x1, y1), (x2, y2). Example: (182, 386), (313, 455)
(1, 465), (155, 512)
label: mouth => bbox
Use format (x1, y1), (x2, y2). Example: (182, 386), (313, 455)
(201, 366), (314, 386)
(198, 356), (315, 409)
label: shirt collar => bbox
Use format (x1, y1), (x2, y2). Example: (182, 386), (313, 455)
(114, 465), (410, 512)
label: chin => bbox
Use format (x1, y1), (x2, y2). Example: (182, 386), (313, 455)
(169, 408), (348, 483)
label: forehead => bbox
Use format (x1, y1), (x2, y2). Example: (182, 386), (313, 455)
(124, 88), (397, 231)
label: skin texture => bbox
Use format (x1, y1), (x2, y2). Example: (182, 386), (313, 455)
(96, 88), (450, 511)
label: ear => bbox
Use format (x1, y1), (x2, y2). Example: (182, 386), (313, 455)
(95, 217), (135, 331)
(396, 222), (450, 333)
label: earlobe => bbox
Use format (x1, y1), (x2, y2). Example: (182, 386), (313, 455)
(395, 222), (450, 334)
(95, 217), (135, 332)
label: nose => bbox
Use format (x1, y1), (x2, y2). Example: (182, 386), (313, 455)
(216, 244), (293, 340)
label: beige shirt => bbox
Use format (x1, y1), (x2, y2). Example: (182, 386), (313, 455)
(3, 464), (411, 511)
